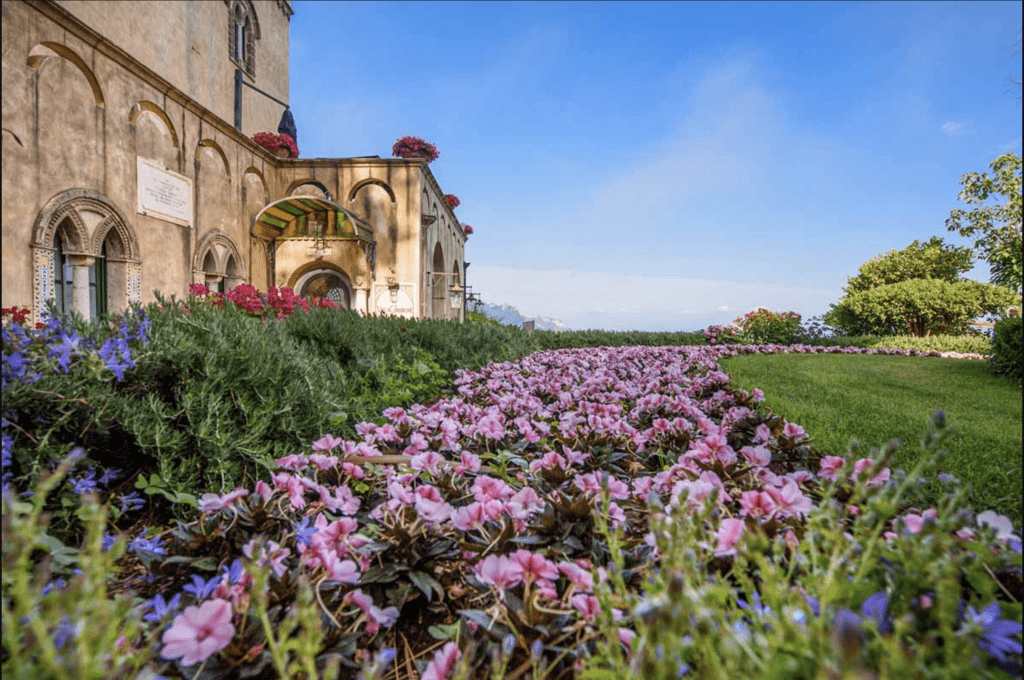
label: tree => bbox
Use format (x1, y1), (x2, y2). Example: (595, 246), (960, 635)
(824, 236), (1022, 337)
(946, 152), (1023, 294)
(842, 236), (974, 295)
(825, 278), (1020, 337)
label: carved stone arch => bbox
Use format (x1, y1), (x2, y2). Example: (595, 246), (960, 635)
(129, 101), (179, 149)
(287, 263), (354, 309)
(347, 178), (396, 203)
(34, 189), (138, 259)
(31, 189), (141, 316)
(286, 178), (331, 199)
(196, 139), (231, 178)
(192, 229), (241, 288)
(226, 0), (260, 76)
(27, 42), (104, 107)
(242, 166), (269, 197)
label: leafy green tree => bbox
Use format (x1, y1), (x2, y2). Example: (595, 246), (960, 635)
(946, 152), (1023, 294)
(842, 236), (974, 295)
(825, 278), (1021, 337)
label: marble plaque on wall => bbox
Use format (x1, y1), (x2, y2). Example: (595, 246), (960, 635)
(137, 157), (193, 226)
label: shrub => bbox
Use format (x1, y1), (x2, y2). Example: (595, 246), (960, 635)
(991, 315), (1023, 382)
(735, 308), (802, 345)
(825, 278), (1021, 337)
(703, 324), (742, 346)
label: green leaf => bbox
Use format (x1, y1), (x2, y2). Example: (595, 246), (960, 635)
(408, 570), (444, 603)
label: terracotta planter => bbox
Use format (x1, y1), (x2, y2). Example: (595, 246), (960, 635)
(273, 147), (291, 159)
(396, 149), (434, 161)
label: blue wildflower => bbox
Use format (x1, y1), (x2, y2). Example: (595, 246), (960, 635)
(41, 577), (67, 596)
(101, 532), (118, 552)
(182, 574), (219, 600)
(129, 533), (165, 556)
(961, 602), (1023, 664)
(294, 516), (318, 547)
(860, 591), (893, 634)
(52, 616), (78, 651)
(221, 558), (245, 584)
(49, 331), (82, 372)
(118, 491), (145, 513)
(143, 592), (181, 622)
(69, 468), (99, 495)
(98, 467), (123, 487)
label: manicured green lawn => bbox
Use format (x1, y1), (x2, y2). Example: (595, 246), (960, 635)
(718, 353), (1023, 525)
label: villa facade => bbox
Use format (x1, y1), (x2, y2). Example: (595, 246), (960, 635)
(1, 0), (467, 321)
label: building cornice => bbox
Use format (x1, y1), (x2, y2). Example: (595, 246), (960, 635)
(32, 0), (286, 163)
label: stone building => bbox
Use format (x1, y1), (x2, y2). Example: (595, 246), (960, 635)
(1, 0), (467, 322)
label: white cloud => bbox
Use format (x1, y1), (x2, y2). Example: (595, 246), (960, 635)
(940, 120), (965, 136)
(470, 265), (837, 331)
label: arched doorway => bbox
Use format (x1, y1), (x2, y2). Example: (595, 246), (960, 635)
(431, 242), (446, 319)
(295, 268), (352, 309)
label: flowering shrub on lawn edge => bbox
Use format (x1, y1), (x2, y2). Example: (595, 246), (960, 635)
(3, 339), (1021, 678)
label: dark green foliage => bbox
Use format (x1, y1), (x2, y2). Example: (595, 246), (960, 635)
(531, 328), (707, 349)
(991, 315), (1023, 382)
(825, 278), (1020, 337)
(843, 236), (974, 295)
(111, 302), (350, 495)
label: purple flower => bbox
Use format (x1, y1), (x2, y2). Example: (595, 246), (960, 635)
(860, 591), (893, 634)
(98, 467), (122, 486)
(182, 574), (219, 600)
(961, 602), (1023, 664)
(48, 331), (82, 372)
(129, 533), (165, 556)
(294, 516), (318, 546)
(69, 468), (99, 495)
(221, 558), (245, 584)
(118, 491), (145, 513)
(144, 592), (182, 622)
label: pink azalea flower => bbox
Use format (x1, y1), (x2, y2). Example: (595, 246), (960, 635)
(343, 589), (399, 635)
(740, 445), (772, 467)
(903, 513), (926, 534)
(818, 456), (845, 481)
(753, 424), (772, 444)
(738, 490), (777, 519)
(410, 450), (446, 476)
(311, 433), (344, 451)
(275, 453), (308, 470)
(254, 480), (273, 503)
(308, 453), (339, 470)
(510, 549), (559, 581)
(765, 480), (813, 519)
(452, 502), (488, 531)
(415, 494), (454, 523)
(421, 641), (461, 680)
(160, 598), (236, 666)
(472, 476), (514, 503)
(558, 562), (594, 591)
(571, 593), (601, 621)
(715, 518), (745, 557)
(474, 555), (523, 590)
(782, 422), (807, 441)
(853, 459), (891, 488)
(322, 552), (360, 583)
(198, 487), (249, 513)
(454, 451), (481, 474)
(475, 413), (506, 441)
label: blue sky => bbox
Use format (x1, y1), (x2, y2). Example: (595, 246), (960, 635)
(289, 1), (1022, 331)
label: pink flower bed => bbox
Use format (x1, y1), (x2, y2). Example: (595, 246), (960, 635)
(122, 343), (1018, 677)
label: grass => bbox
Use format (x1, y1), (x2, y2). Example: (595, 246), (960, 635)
(718, 353), (1023, 526)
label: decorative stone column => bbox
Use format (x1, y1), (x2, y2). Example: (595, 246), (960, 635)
(67, 255), (95, 318)
(354, 286), (368, 315)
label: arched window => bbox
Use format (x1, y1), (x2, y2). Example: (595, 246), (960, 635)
(227, 0), (260, 77)
(53, 229), (74, 315)
(89, 242), (107, 319)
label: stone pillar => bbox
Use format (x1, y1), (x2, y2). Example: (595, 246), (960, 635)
(354, 287), (368, 315)
(68, 255), (95, 319)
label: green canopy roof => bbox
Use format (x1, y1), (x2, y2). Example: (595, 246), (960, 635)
(252, 197), (375, 242)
